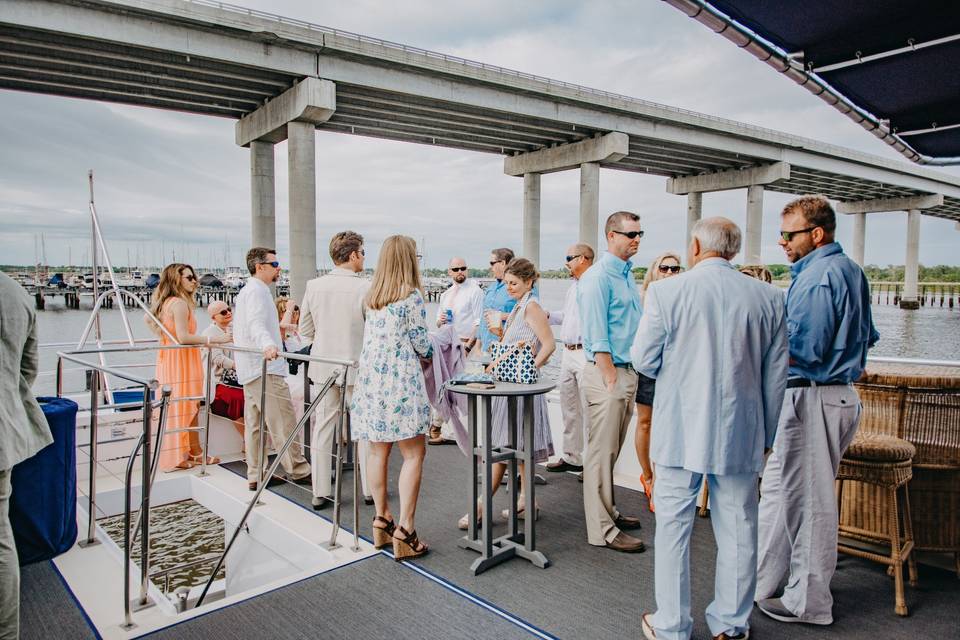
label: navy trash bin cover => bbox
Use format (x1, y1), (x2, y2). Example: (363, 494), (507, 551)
(10, 397), (79, 565)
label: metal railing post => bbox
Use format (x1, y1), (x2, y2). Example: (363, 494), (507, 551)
(257, 357), (268, 502)
(131, 388), (171, 546)
(79, 369), (100, 548)
(326, 367), (350, 550)
(139, 381), (153, 607)
(199, 346), (214, 476)
(55, 356), (64, 398)
(121, 433), (145, 631)
(193, 373), (337, 609)
(352, 440), (361, 552)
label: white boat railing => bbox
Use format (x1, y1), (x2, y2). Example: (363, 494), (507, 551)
(53, 341), (360, 629)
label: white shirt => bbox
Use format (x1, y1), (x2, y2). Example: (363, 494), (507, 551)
(232, 277), (286, 384)
(559, 278), (582, 346)
(436, 279), (484, 340)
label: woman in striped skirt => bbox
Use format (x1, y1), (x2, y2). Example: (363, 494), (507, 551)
(458, 258), (555, 529)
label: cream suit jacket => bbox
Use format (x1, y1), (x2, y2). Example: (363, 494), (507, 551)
(298, 267), (370, 386)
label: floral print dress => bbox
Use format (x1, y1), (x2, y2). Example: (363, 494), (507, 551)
(350, 290), (434, 442)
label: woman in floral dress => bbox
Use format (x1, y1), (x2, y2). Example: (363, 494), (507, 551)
(350, 235), (433, 560)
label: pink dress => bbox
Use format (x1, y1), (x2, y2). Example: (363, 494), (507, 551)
(155, 299), (203, 470)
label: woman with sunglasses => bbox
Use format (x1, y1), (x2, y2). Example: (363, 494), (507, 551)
(634, 252), (684, 511)
(147, 263), (231, 470)
(202, 300), (244, 445)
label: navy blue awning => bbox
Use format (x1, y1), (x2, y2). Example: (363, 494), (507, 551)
(684, 0), (960, 162)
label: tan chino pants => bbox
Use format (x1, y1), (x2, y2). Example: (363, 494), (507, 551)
(581, 362), (639, 545)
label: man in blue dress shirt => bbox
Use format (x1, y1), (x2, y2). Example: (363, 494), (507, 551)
(477, 247), (517, 352)
(578, 211), (645, 553)
(755, 196), (879, 626)
(633, 217), (788, 640)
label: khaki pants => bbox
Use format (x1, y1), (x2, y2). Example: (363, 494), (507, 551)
(557, 347), (588, 466)
(243, 375), (310, 483)
(0, 470), (18, 640)
(582, 363), (639, 545)
(310, 384), (369, 499)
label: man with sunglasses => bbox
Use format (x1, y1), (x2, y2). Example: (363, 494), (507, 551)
(299, 230), (372, 509)
(756, 196), (878, 627)
(476, 247), (517, 352)
(234, 247), (312, 491)
(544, 243), (595, 474)
(428, 257), (484, 445)
(578, 211), (646, 553)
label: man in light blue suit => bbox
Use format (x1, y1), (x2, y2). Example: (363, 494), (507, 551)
(632, 217), (788, 640)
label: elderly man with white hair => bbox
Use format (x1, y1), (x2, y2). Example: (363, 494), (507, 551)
(632, 217), (788, 640)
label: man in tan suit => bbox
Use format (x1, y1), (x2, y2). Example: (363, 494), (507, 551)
(1, 272), (53, 639)
(299, 231), (371, 509)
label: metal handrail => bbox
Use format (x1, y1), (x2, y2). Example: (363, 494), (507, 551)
(58, 340), (360, 622)
(194, 372), (339, 608)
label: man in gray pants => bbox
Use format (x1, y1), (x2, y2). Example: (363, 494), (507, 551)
(0, 272), (54, 639)
(755, 196), (879, 626)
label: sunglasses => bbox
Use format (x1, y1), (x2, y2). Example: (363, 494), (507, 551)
(217, 308), (232, 316)
(658, 264), (683, 274)
(358, 249), (365, 257)
(489, 260), (504, 266)
(612, 229), (644, 240)
(450, 266), (468, 272)
(183, 274), (197, 282)
(565, 254), (583, 263)
(259, 260), (280, 268)
(779, 227), (817, 242)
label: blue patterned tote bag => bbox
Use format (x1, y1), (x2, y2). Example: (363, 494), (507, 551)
(488, 341), (539, 384)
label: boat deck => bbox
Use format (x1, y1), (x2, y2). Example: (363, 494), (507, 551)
(20, 445), (960, 640)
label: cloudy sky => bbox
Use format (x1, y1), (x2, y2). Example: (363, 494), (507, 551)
(1, 0), (958, 271)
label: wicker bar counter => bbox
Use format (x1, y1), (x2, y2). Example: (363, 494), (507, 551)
(846, 362), (960, 574)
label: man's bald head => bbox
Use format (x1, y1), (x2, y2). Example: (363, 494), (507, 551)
(448, 256), (468, 283)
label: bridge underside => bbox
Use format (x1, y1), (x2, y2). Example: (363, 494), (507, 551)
(3, 19), (960, 223)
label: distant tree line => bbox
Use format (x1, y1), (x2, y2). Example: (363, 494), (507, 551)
(423, 264), (960, 283)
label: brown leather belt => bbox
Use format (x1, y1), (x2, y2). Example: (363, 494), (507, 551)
(565, 343), (583, 351)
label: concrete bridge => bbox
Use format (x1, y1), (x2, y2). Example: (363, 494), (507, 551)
(2, 0), (959, 308)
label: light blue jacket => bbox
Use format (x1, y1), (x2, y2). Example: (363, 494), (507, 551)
(631, 258), (788, 475)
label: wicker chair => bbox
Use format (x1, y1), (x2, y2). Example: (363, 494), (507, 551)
(853, 363), (960, 577)
(837, 433), (918, 616)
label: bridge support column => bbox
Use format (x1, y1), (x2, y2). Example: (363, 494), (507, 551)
(686, 192), (702, 250)
(504, 133), (627, 254)
(250, 140), (276, 250)
(288, 121), (316, 305)
(522, 172), (541, 266)
(236, 78), (336, 304)
(745, 184), (763, 265)
(851, 213), (866, 267)
(580, 162), (600, 251)
(901, 209), (921, 310)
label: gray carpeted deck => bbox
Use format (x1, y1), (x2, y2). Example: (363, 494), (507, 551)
(20, 560), (96, 639)
(19, 445), (960, 640)
(144, 554), (532, 640)
(226, 444), (960, 640)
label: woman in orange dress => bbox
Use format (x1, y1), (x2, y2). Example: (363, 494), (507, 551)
(148, 263), (231, 470)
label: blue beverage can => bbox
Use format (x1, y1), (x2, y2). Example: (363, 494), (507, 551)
(445, 309), (454, 323)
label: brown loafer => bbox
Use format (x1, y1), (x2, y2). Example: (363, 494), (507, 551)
(605, 531), (645, 553)
(713, 632), (748, 639)
(545, 459), (583, 472)
(614, 515), (642, 530)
